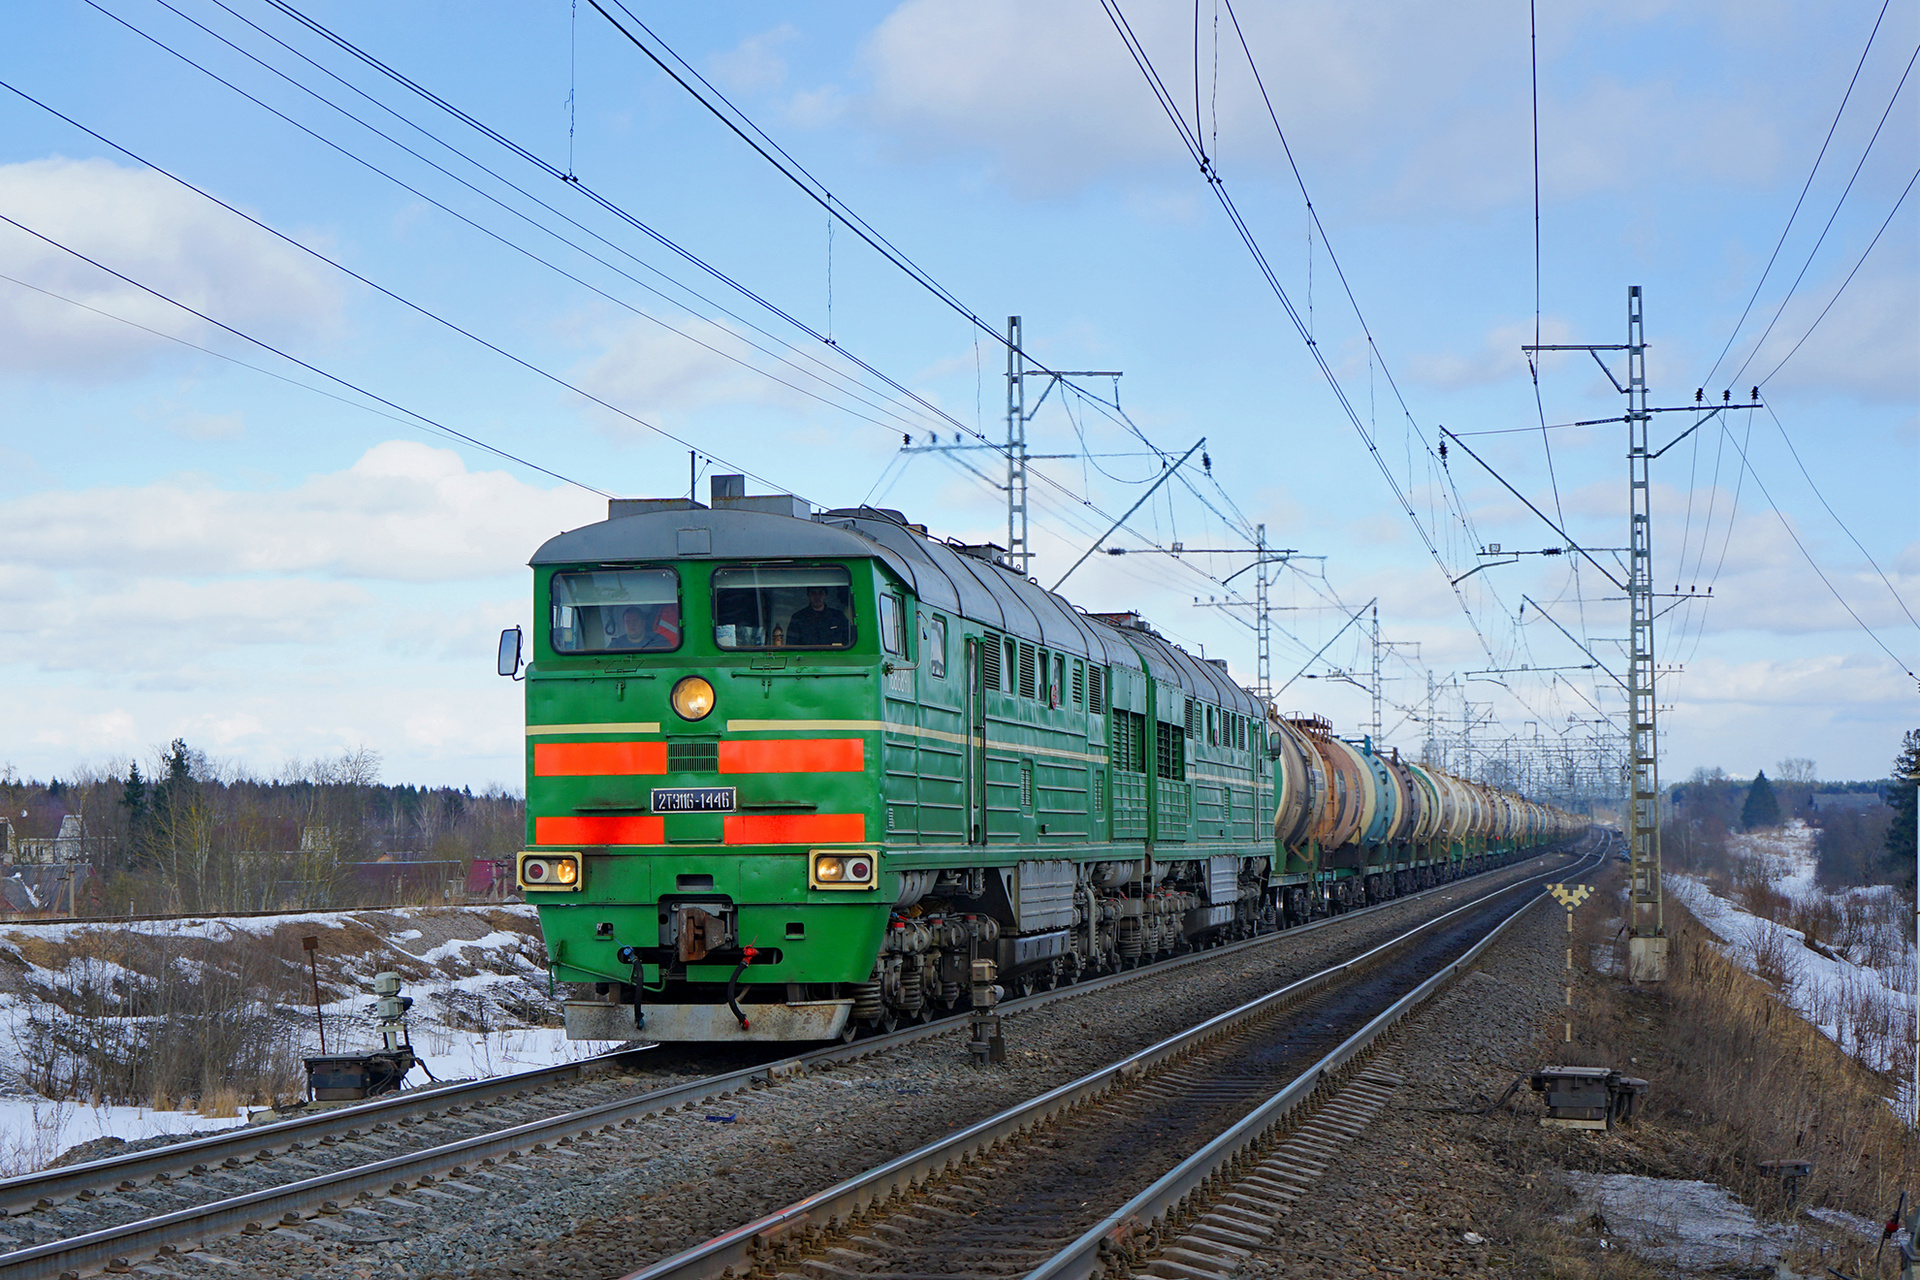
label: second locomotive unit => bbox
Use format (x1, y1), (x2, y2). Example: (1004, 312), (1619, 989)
(502, 479), (1583, 1042)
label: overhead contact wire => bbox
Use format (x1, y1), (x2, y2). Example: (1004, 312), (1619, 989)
(0, 216), (608, 496)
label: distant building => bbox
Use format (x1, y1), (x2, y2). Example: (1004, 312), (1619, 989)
(15, 814), (89, 864)
(1811, 791), (1889, 815)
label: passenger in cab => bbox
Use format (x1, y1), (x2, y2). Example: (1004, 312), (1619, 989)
(786, 586), (848, 647)
(611, 603), (681, 650)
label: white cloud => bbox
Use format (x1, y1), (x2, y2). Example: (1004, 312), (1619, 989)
(1410, 318), (1576, 389)
(854, 0), (1784, 207)
(0, 156), (342, 376)
(710, 24), (798, 95)
(0, 440), (602, 582)
(1744, 268), (1920, 403)
(168, 411), (245, 441)
(0, 442), (580, 779)
(568, 315), (812, 429)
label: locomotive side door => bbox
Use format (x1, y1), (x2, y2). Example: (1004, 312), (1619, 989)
(965, 637), (986, 843)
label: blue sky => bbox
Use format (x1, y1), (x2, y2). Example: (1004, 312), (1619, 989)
(1, 0), (1914, 791)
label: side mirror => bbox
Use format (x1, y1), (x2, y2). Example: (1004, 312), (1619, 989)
(496, 627), (523, 678)
(1266, 731), (1284, 759)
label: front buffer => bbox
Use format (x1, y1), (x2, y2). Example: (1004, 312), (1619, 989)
(524, 846), (892, 1043)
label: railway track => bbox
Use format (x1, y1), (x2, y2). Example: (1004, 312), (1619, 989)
(623, 838), (1607, 1280)
(0, 837), (1599, 1279)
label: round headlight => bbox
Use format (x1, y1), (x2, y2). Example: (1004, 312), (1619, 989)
(524, 859), (549, 882)
(554, 858), (578, 885)
(815, 856), (844, 881)
(670, 676), (716, 721)
(846, 857), (873, 882)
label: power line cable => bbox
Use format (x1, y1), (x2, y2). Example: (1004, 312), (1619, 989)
(1701, 0), (1894, 388)
(1727, 41), (1918, 387)
(244, 0), (1221, 567)
(1218, 0), (1488, 547)
(196, 0), (939, 425)
(1661, 165), (1920, 656)
(1716, 417), (1918, 679)
(0, 218), (609, 495)
(1755, 163), (1918, 388)
(537, 0), (1302, 598)
(1101, 0), (1501, 667)
(1762, 401), (1919, 631)
(0, 78), (808, 500)
(96, 0), (947, 440)
(252, 0), (1002, 462)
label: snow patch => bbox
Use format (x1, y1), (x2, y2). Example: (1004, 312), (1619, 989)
(1669, 821), (1916, 1100)
(1566, 1172), (1798, 1270)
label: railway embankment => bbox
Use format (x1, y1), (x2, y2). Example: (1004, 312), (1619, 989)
(135, 851), (1586, 1280)
(0, 904), (607, 1172)
(1238, 858), (1916, 1279)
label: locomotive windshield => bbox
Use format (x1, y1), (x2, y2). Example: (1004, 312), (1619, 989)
(712, 564), (855, 650)
(550, 568), (681, 653)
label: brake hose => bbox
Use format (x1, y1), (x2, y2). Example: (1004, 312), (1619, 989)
(726, 946), (759, 1032)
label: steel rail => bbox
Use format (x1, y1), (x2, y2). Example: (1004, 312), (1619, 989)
(616, 841), (1605, 1280)
(0, 838), (1578, 1223)
(0, 837), (1593, 1278)
(0, 1049), (648, 1219)
(1029, 835), (1610, 1280)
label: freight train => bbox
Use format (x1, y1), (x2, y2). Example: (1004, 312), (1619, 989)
(497, 481), (1586, 1043)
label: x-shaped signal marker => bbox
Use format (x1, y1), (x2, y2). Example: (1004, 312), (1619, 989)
(1548, 884), (1593, 910)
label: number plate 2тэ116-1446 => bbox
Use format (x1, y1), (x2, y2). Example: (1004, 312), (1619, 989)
(651, 787), (737, 813)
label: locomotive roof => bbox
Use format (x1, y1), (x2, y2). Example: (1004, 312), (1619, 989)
(531, 503), (1261, 717)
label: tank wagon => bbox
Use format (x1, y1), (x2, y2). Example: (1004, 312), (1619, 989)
(501, 483), (1585, 1043)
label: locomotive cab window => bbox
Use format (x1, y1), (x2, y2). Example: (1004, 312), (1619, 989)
(712, 564), (855, 650)
(928, 616), (948, 677)
(878, 594), (904, 656)
(550, 568), (681, 653)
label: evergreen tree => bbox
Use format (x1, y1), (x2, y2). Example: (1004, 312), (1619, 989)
(1741, 770), (1781, 830)
(1884, 729), (1920, 870)
(119, 763), (149, 867)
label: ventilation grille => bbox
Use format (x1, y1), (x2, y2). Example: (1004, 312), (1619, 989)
(1184, 699), (1200, 738)
(1018, 643), (1037, 699)
(1156, 723), (1185, 781)
(980, 636), (1001, 689)
(1088, 666), (1106, 714)
(667, 741), (718, 772)
(1019, 762), (1034, 810)
(1092, 770), (1104, 811)
(1072, 661), (1085, 707)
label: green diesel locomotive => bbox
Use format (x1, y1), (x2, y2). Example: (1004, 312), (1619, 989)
(499, 481), (1583, 1043)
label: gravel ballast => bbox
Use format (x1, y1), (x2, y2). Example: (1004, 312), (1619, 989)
(75, 848), (1589, 1280)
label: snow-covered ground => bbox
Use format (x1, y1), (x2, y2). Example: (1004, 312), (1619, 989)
(1669, 821), (1915, 1094)
(0, 905), (630, 1173)
(0, 1097), (241, 1176)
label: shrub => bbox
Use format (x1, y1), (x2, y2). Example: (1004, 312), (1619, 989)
(1815, 806), (1896, 889)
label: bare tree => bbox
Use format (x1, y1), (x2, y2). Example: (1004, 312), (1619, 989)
(1776, 757), (1818, 784)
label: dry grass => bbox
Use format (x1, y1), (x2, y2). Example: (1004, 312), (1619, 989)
(0, 923), (349, 1109)
(1559, 893), (1916, 1274)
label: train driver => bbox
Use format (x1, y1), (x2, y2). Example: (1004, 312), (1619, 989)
(786, 585), (848, 647)
(612, 603), (681, 650)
